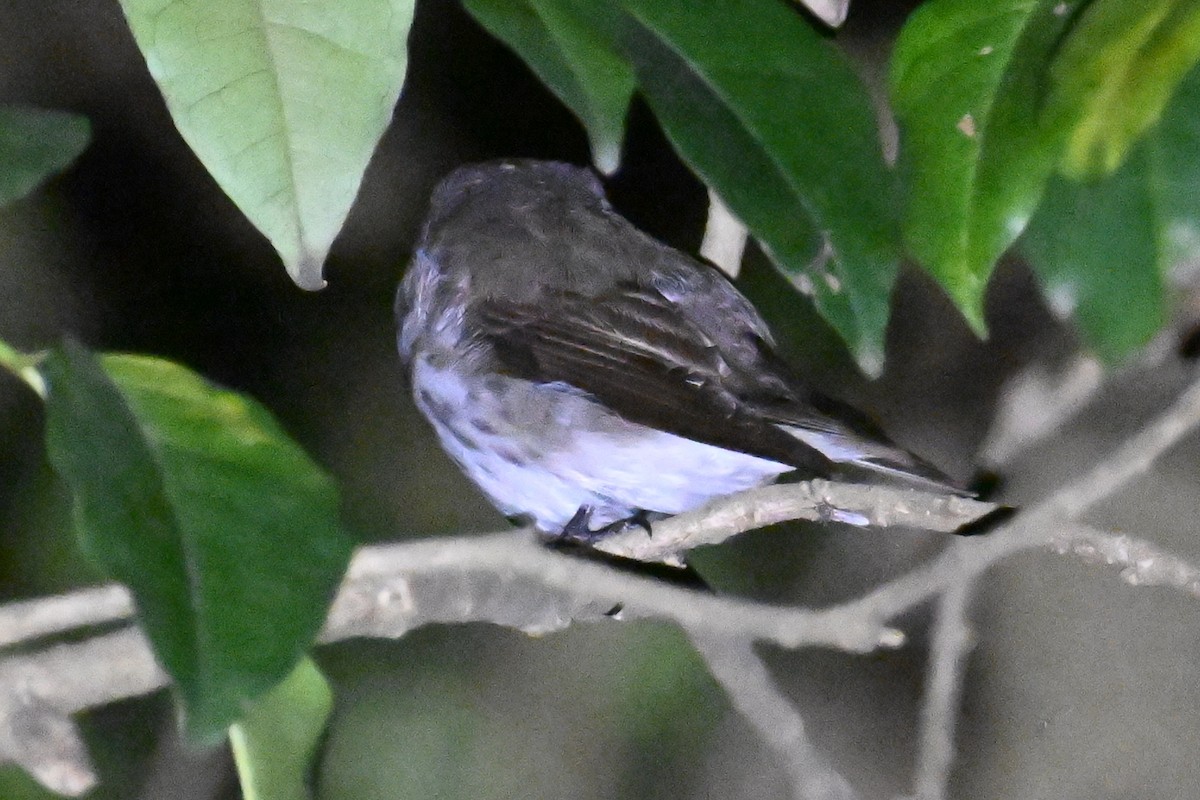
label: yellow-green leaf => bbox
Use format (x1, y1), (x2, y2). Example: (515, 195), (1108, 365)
(1048, 0), (1200, 179)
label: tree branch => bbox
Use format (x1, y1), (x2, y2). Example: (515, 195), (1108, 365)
(0, 585), (133, 648)
(0, 627), (165, 796)
(596, 480), (994, 564)
(4, 373), (1200, 797)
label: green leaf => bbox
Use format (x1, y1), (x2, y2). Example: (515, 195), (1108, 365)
(40, 343), (354, 742)
(582, 0), (901, 374)
(1022, 146), (1165, 363)
(0, 106), (90, 206)
(464, 0), (634, 174)
(1151, 58), (1200, 268)
(1021, 60), (1200, 363)
(1047, 0), (1200, 179)
(230, 658), (333, 800)
(116, 0), (415, 290)
(890, 0), (1080, 332)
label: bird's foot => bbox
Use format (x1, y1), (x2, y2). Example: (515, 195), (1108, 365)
(557, 506), (654, 543)
(619, 509), (655, 537)
(558, 505), (599, 542)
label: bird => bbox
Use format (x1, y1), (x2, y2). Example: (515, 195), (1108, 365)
(396, 159), (966, 541)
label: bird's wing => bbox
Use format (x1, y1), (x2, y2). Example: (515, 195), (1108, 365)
(474, 283), (835, 476)
(477, 280), (966, 495)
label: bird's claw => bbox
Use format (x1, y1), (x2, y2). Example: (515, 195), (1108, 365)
(557, 506), (654, 543)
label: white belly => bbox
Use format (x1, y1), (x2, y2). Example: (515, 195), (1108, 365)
(411, 358), (791, 532)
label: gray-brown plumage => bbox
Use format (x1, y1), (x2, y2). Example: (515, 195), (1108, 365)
(397, 159), (963, 537)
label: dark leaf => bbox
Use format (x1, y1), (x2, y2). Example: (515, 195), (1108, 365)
(0, 106), (90, 206)
(890, 0), (1079, 331)
(580, 0), (901, 374)
(464, 0), (634, 173)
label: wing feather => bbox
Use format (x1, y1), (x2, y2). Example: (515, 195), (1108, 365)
(475, 288), (834, 476)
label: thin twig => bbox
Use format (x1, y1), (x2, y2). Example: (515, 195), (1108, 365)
(689, 633), (858, 800)
(597, 480), (995, 563)
(1048, 522), (1200, 597)
(912, 582), (974, 800)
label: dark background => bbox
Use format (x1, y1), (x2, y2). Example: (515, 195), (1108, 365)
(3, 1), (1197, 798)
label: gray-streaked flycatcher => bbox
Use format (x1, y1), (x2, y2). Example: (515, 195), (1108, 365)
(396, 159), (965, 539)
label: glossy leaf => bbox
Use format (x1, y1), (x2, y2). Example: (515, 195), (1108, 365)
(1047, 0), (1200, 179)
(41, 343), (353, 741)
(464, 0), (634, 174)
(0, 106), (90, 206)
(891, 0), (1079, 332)
(117, 0), (414, 290)
(230, 658), (334, 800)
(581, 0), (901, 374)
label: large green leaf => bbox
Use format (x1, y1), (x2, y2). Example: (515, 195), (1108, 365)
(1022, 61), (1200, 363)
(1046, 0), (1200, 179)
(578, 0), (901, 374)
(230, 658), (334, 800)
(464, 0), (634, 174)
(116, 0), (414, 290)
(40, 343), (354, 742)
(890, 0), (1079, 332)
(0, 106), (90, 207)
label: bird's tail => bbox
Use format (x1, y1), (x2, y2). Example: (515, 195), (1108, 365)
(782, 426), (971, 497)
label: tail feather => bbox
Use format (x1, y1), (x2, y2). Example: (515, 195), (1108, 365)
(784, 426), (971, 497)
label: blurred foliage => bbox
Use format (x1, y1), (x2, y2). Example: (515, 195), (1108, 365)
(4, 0), (1200, 797)
(1024, 61), (1200, 363)
(892, 0), (1200, 337)
(1022, 149), (1165, 364)
(0, 106), (90, 206)
(231, 658), (334, 800)
(317, 622), (722, 800)
(1046, 0), (1200, 179)
(890, 0), (1081, 332)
